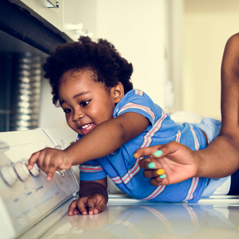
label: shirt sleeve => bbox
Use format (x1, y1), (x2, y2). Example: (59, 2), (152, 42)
(79, 159), (107, 181)
(114, 89), (161, 125)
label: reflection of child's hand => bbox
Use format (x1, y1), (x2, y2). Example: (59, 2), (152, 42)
(136, 142), (198, 185)
(68, 193), (107, 215)
(27, 148), (72, 181)
(68, 207), (109, 229)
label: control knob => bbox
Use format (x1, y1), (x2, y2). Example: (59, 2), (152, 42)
(0, 165), (18, 186)
(29, 164), (40, 177)
(14, 161), (30, 181)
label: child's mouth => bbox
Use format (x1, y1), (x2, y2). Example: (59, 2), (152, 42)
(80, 123), (95, 135)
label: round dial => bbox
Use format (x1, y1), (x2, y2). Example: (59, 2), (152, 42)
(29, 164), (40, 177)
(0, 165), (18, 186)
(14, 161), (30, 181)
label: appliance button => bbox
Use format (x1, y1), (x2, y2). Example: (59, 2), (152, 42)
(14, 161), (30, 181)
(0, 165), (18, 186)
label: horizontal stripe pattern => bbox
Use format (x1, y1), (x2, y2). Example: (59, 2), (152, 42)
(79, 164), (103, 173)
(118, 103), (155, 124)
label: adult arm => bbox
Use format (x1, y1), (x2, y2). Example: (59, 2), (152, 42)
(137, 33), (239, 185)
(196, 33), (239, 177)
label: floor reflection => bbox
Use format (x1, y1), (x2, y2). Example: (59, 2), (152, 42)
(41, 202), (239, 239)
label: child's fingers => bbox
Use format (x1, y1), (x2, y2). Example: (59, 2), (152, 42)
(68, 200), (79, 216)
(46, 172), (54, 181)
(45, 158), (60, 180)
(28, 151), (41, 169)
(77, 198), (88, 215)
(87, 197), (98, 215)
(93, 199), (107, 214)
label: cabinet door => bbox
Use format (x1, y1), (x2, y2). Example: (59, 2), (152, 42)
(10, 0), (64, 32)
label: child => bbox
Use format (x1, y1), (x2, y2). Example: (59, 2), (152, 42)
(28, 36), (227, 216)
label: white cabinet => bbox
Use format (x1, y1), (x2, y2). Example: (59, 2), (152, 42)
(63, 0), (96, 41)
(9, 0), (95, 41)
(9, 0), (64, 33)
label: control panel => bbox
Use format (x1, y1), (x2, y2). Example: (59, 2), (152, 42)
(0, 128), (79, 239)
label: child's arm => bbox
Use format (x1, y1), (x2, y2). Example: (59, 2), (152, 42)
(28, 112), (149, 180)
(68, 178), (108, 215)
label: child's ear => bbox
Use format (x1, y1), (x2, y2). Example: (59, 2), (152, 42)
(111, 82), (124, 103)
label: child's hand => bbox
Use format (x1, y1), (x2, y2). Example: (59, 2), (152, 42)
(135, 142), (198, 185)
(68, 193), (107, 215)
(27, 147), (72, 181)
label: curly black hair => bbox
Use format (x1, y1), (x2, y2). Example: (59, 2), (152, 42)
(43, 36), (133, 106)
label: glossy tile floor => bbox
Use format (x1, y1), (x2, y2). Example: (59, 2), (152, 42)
(40, 195), (239, 239)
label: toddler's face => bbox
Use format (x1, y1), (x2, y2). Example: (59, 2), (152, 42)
(58, 69), (120, 135)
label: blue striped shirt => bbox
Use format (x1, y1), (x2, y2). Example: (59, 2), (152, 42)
(79, 89), (208, 202)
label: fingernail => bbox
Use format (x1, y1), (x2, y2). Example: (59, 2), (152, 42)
(153, 150), (163, 157)
(28, 165), (32, 169)
(47, 176), (51, 181)
(159, 174), (167, 179)
(156, 169), (165, 175)
(148, 162), (156, 169)
(133, 153), (139, 158)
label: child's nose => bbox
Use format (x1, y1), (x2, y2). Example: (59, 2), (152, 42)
(72, 110), (84, 121)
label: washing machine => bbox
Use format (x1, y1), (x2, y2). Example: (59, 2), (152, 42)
(1, 128), (239, 239)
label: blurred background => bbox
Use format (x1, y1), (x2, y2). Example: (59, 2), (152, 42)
(1, 0), (239, 132)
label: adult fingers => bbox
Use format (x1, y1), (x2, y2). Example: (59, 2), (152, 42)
(143, 168), (162, 178)
(139, 155), (164, 169)
(150, 176), (167, 186)
(139, 142), (180, 169)
(134, 145), (163, 159)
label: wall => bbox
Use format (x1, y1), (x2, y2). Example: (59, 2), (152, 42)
(39, 0), (169, 128)
(183, 0), (239, 119)
(94, 0), (167, 106)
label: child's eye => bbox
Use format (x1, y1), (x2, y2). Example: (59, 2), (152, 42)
(80, 100), (90, 107)
(63, 108), (71, 113)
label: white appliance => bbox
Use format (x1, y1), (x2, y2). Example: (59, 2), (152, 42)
(0, 128), (79, 239)
(1, 127), (239, 239)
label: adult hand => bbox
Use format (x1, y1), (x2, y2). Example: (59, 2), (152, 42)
(135, 141), (199, 186)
